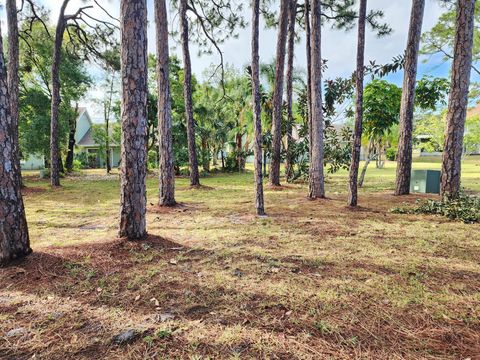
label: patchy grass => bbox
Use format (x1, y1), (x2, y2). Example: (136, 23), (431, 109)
(1, 158), (479, 359)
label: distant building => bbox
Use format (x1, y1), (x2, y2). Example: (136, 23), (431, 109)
(21, 108), (121, 170)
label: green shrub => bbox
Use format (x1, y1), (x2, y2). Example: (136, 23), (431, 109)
(148, 150), (158, 170)
(72, 159), (83, 171)
(386, 148), (397, 161)
(391, 192), (480, 223)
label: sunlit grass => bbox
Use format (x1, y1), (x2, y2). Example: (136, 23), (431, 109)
(2, 156), (478, 359)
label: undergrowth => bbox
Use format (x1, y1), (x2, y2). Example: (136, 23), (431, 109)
(392, 192), (480, 223)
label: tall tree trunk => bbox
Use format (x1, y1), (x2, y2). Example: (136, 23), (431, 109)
(65, 104), (78, 172)
(119, 0), (148, 240)
(358, 140), (375, 187)
(285, 0), (297, 182)
(269, 0), (290, 186)
(347, 0), (367, 207)
(263, 149), (267, 176)
(252, 0), (265, 215)
(105, 72), (115, 174)
(105, 121), (111, 173)
(305, 0), (313, 159)
(309, 0), (325, 199)
(180, 0), (200, 186)
(202, 138), (210, 172)
(441, 0), (475, 199)
(0, 22), (31, 265)
(155, 0), (176, 206)
(6, 0), (22, 187)
(212, 147), (218, 166)
(395, 0), (426, 196)
(50, 0), (70, 187)
(236, 132), (243, 172)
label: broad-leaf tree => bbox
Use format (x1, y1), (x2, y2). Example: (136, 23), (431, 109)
(19, 22), (91, 168)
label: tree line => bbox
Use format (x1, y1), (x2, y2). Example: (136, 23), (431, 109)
(0, 0), (476, 264)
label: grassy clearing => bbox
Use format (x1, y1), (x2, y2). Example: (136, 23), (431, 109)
(1, 157), (479, 359)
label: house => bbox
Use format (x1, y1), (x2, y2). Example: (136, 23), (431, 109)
(21, 108), (121, 170)
(74, 108), (121, 169)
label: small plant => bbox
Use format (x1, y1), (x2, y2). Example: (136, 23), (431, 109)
(72, 159), (83, 171)
(392, 192), (480, 223)
(143, 335), (154, 346)
(156, 329), (171, 339)
(313, 320), (337, 335)
(386, 148), (397, 161)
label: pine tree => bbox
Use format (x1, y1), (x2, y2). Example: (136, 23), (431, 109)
(395, 0), (426, 196)
(119, 0), (148, 239)
(441, 0), (476, 199)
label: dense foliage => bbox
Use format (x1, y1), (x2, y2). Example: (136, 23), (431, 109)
(19, 22), (91, 162)
(392, 192), (480, 223)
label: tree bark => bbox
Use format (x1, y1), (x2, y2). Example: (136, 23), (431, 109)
(105, 73), (115, 174)
(395, 0), (426, 196)
(308, 0), (325, 199)
(0, 22), (31, 265)
(50, 0), (70, 187)
(269, 0), (290, 186)
(6, 0), (22, 187)
(252, 0), (266, 215)
(155, 0), (176, 206)
(235, 132), (246, 172)
(202, 137), (211, 172)
(119, 0), (148, 240)
(180, 0), (200, 186)
(65, 104), (78, 172)
(285, 0), (297, 182)
(441, 0), (475, 199)
(305, 0), (313, 160)
(347, 0), (367, 207)
(358, 140), (374, 187)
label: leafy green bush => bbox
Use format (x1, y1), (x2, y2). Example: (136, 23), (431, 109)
(392, 192), (480, 223)
(72, 159), (83, 171)
(75, 152), (90, 168)
(148, 150), (158, 171)
(386, 148), (397, 161)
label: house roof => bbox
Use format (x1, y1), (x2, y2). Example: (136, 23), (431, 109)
(77, 128), (96, 147)
(77, 127), (119, 148)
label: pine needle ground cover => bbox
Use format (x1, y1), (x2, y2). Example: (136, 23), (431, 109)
(1, 158), (479, 359)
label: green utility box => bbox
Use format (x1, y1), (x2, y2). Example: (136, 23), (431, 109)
(410, 170), (441, 194)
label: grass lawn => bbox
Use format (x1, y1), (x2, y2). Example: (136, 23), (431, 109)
(1, 157), (479, 359)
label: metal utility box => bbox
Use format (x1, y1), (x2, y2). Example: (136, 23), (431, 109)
(410, 170), (441, 194)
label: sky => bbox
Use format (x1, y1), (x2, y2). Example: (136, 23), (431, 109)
(0, 0), (464, 121)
